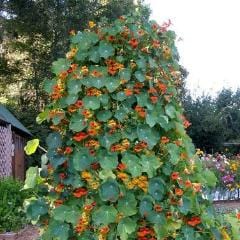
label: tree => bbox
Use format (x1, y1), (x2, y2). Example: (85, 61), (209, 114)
(25, 14), (230, 239)
(183, 89), (240, 153)
(0, 0), (150, 165)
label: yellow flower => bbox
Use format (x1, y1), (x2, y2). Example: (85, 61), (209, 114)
(89, 180), (100, 190)
(196, 148), (203, 155)
(89, 21), (96, 28)
(81, 171), (92, 180)
(221, 228), (231, 240)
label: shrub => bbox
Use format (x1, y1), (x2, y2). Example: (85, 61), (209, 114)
(0, 178), (29, 233)
(25, 14), (231, 239)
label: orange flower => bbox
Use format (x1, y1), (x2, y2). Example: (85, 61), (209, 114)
(108, 35), (116, 42)
(111, 144), (125, 152)
(86, 87), (102, 96)
(82, 109), (93, 119)
(68, 105), (77, 113)
(161, 136), (170, 144)
(81, 171), (92, 180)
(99, 226), (110, 234)
(91, 69), (103, 78)
(89, 121), (101, 130)
(187, 216), (201, 227)
(152, 40), (160, 48)
(171, 172), (179, 180)
(54, 199), (64, 207)
(117, 172), (129, 181)
(124, 88), (133, 96)
(73, 187), (88, 198)
(141, 47), (150, 53)
(236, 212), (240, 220)
(134, 141), (148, 153)
(135, 105), (146, 118)
(154, 204), (163, 212)
(185, 180), (192, 188)
(81, 66), (89, 76)
(73, 132), (88, 142)
(121, 139), (130, 149)
(85, 139), (100, 149)
(129, 38), (139, 49)
(108, 66), (117, 75)
(117, 163), (127, 171)
(151, 23), (159, 31)
(192, 183), (201, 193)
(175, 188), (183, 196)
(55, 183), (64, 193)
(148, 87), (157, 94)
(150, 96), (158, 104)
(184, 119), (191, 128)
(138, 29), (145, 36)
(84, 202), (96, 212)
(157, 82), (167, 94)
(51, 85), (64, 100)
(119, 16), (126, 21)
(66, 48), (78, 59)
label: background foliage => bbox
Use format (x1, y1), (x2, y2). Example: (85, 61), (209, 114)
(0, 0), (150, 165)
(0, 178), (30, 233)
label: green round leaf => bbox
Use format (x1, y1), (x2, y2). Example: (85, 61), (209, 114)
(67, 79), (82, 94)
(96, 110), (112, 122)
(51, 58), (71, 75)
(83, 96), (100, 110)
(24, 139), (40, 155)
(117, 193), (137, 216)
(99, 179), (119, 202)
(92, 205), (117, 225)
(98, 41), (115, 59)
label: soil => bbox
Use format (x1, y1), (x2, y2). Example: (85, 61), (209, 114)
(16, 226), (39, 240)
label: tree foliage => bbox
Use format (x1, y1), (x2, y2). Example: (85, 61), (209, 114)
(0, 0), (150, 165)
(183, 89), (240, 153)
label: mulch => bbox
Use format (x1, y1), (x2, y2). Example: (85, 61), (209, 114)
(16, 226), (39, 240)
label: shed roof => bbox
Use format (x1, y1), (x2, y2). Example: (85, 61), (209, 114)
(0, 105), (31, 136)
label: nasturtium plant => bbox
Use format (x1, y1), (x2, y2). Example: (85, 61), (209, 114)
(25, 14), (231, 240)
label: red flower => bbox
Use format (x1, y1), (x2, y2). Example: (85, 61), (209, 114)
(64, 146), (72, 154)
(54, 199), (64, 207)
(73, 188), (88, 198)
(73, 132), (88, 142)
(129, 38), (139, 49)
(124, 88), (133, 96)
(187, 216), (201, 227)
(171, 172), (179, 180)
(59, 173), (66, 180)
(75, 100), (83, 108)
(161, 136), (170, 144)
(236, 212), (240, 220)
(150, 96), (158, 104)
(117, 163), (127, 171)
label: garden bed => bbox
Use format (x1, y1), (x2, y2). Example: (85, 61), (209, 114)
(214, 200), (240, 213)
(0, 226), (39, 240)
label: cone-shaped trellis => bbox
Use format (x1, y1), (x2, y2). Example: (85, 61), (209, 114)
(26, 15), (229, 240)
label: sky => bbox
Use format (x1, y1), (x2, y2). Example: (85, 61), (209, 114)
(145, 0), (240, 97)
